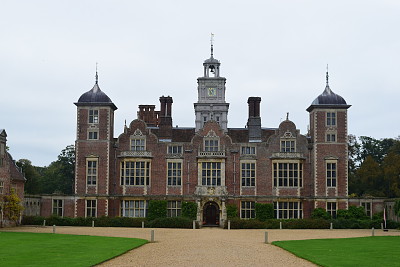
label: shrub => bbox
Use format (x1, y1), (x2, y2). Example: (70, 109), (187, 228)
(147, 200), (167, 221)
(181, 201), (197, 220)
(226, 218), (266, 229)
(146, 217), (198, 228)
(311, 208), (331, 220)
(226, 204), (238, 219)
(337, 206), (368, 220)
(255, 203), (274, 221)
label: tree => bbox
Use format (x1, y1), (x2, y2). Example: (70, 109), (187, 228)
(16, 159), (43, 194)
(382, 152), (400, 197)
(355, 156), (384, 197)
(41, 145), (75, 194)
(1, 189), (24, 226)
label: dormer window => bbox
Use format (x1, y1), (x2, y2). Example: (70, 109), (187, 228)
(281, 140), (295, 152)
(89, 110), (99, 124)
(204, 139), (219, 152)
(130, 129), (146, 151)
(131, 138), (145, 151)
(280, 131), (296, 152)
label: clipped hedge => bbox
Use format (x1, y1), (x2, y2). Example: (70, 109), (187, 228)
(255, 203), (274, 221)
(22, 216), (145, 227)
(224, 218), (399, 229)
(146, 217), (198, 229)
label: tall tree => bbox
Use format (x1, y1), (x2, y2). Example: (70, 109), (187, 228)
(16, 159), (43, 194)
(41, 145), (75, 194)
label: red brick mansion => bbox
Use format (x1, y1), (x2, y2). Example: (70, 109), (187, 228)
(30, 47), (388, 225)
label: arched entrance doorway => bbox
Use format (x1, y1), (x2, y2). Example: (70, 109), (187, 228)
(203, 201), (220, 226)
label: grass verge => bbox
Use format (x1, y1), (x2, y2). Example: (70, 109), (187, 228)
(0, 231), (147, 267)
(273, 236), (400, 267)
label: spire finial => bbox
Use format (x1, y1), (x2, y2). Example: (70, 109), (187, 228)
(210, 33), (214, 57)
(326, 64), (329, 86)
(95, 62), (99, 84)
(286, 112), (289, 120)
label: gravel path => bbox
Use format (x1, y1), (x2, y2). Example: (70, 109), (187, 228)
(4, 226), (400, 267)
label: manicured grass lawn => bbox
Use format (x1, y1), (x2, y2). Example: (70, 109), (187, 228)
(273, 236), (400, 267)
(0, 231), (147, 267)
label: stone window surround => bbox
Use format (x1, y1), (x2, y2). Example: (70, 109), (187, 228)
(272, 160), (303, 188)
(52, 199), (63, 217)
(88, 109), (99, 124)
(86, 158), (98, 186)
(120, 159), (151, 186)
(86, 199), (97, 218)
(326, 201), (337, 218)
(240, 160), (256, 187)
(326, 160), (337, 187)
(274, 201), (303, 219)
(240, 201), (255, 219)
(167, 200), (182, 217)
(167, 159), (183, 186)
(120, 200), (148, 218)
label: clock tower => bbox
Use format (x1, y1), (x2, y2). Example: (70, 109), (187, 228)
(194, 42), (229, 131)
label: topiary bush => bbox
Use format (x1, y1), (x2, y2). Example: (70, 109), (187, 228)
(181, 201), (197, 220)
(147, 200), (167, 221)
(255, 203), (274, 221)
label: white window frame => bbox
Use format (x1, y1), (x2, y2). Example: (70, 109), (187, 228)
(273, 161), (303, 187)
(326, 161), (337, 187)
(241, 201), (255, 219)
(86, 159), (98, 186)
(89, 109), (99, 124)
(241, 161), (256, 187)
(326, 111), (336, 126)
(130, 137), (146, 151)
(241, 146), (256, 155)
(52, 199), (63, 217)
(86, 199), (97, 218)
(201, 161), (222, 186)
(280, 140), (296, 152)
(274, 201), (303, 219)
(167, 201), (182, 217)
(326, 201), (337, 218)
(120, 200), (148, 217)
(88, 130), (99, 140)
(204, 138), (219, 152)
(167, 145), (183, 154)
(167, 160), (182, 186)
(121, 160), (151, 186)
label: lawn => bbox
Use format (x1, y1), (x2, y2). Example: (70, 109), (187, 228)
(273, 236), (400, 267)
(0, 231), (147, 267)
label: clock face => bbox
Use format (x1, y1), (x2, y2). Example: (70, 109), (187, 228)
(208, 87), (216, 96)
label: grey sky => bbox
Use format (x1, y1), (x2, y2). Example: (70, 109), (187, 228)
(1, 0), (399, 166)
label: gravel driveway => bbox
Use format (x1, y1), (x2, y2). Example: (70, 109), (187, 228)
(5, 226), (400, 267)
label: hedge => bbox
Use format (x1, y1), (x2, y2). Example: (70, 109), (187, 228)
(146, 217), (199, 229)
(224, 218), (399, 229)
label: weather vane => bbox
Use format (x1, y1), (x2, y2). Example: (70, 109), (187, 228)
(95, 62), (99, 84)
(210, 33), (214, 57)
(326, 64), (329, 86)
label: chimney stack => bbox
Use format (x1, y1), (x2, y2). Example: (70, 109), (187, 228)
(247, 97), (262, 142)
(159, 96), (173, 140)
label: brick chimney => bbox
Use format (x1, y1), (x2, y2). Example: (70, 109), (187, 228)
(159, 96), (173, 140)
(137, 105), (160, 127)
(247, 97), (261, 142)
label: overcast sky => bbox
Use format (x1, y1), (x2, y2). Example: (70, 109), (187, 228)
(1, 1), (399, 166)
